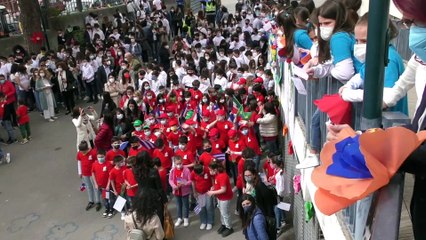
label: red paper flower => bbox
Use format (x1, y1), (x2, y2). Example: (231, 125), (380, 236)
(278, 47), (287, 57)
(30, 32), (44, 45)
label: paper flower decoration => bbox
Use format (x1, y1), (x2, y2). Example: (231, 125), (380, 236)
(312, 127), (426, 215)
(30, 32), (44, 45)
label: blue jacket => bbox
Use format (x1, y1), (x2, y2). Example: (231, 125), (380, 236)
(245, 208), (269, 240)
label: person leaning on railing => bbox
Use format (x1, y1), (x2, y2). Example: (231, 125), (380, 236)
(301, 0), (361, 164)
(327, 1), (426, 237)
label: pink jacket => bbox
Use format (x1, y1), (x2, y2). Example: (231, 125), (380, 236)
(168, 167), (192, 196)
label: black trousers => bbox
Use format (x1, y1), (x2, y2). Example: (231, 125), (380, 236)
(411, 175), (426, 239)
(86, 81), (98, 101)
(62, 90), (75, 112)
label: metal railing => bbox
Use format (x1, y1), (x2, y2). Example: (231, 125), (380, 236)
(274, 58), (411, 239)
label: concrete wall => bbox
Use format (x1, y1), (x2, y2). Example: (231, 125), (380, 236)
(0, 5), (126, 56)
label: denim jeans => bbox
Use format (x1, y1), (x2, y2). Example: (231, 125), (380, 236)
(82, 176), (100, 203)
(310, 108), (321, 152)
(218, 199), (232, 229)
(85, 81), (98, 101)
(175, 194), (189, 219)
(274, 205), (286, 228)
(1, 120), (16, 141)
(199, 194), (215, 225)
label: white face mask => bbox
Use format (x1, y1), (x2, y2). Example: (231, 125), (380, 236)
(135, 126), (142, 131)
(117, 114), (123, 120)
(160, 120), (167, 125)
(154, 131), (161, 137)
(109, 78), (115, 83)
(354, 43), (367, 63)
(178, 144), (185, 150)
(320, 26), (334, 41)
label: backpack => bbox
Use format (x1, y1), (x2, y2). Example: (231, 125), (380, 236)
(253, 211), (277, 240)
(129, 214), (148, 240)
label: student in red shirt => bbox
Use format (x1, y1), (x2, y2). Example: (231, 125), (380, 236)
(152, 138), (173, 171)
(239, 124), (262, 170)
(209, 128), (226, 154)
(198, 139), (215, 168)
(16, 99), (31, 144)
(189, 80), (203, 104)
(106, 136), (126, 164)
(175, 136), (195, 169)
(191, 163), (214, 230)
(153, 157), (168, 194)
(215, 109), (234, 145)
(207, 162), (234, 237)
(131, 120), (144, 139)
(123, 156), (138, 208)
(91, 148), (112, 216)
(127, 136), (148, 157)
(263, 153), (279, 185)
(227, 130), (247, 185)
(166, 119), (180, 149)
(76, 140), (98, 211)
(106, 155), (126, 218)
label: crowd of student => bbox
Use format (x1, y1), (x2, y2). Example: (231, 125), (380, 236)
(1, 0), (424, 238)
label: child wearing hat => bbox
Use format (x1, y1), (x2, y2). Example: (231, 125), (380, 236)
(227, 130), (247, 185)
(166, 119), (181, 150)
(209, 128), (226, 154)
(131, 120), (144, 139)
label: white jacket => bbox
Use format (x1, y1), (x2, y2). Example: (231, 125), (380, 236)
(72, 112), (98, 150)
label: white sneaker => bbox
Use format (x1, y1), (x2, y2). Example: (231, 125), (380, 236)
(175, 218), (183, 227)
(83, 96), (89, 101)
(206, 224), (213, 230)
(200, 223), (206, 230)
(234, 210), (239, 215)
(183, 218), (189, 227)
(296, 154), (320, 169)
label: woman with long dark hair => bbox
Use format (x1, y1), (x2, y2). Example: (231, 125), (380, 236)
(124, 188), (165, 240)
(94, 113), (114, 151)
(133, 151), (168, 226)
(113, 108), (133, 142)
(239, 194), (269, 240)
(56, 61), (77, 115)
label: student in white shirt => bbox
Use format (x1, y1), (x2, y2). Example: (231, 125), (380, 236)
(182, 67), (198, 88)
(80, 57), (98, 103)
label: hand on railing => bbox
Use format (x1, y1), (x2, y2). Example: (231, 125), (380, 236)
(326, 123), (351, 142)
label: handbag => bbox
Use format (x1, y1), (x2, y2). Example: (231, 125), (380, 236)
(163, 208), (175, 239)
(129, 213), (148, 240)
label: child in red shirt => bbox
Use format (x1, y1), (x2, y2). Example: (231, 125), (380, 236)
(16, 99), (31, 144)
(153, 157), (168, 194)
(91, 149), (112, 216)
(106, 155), (126, 218)
(106, 136), (126, 164)
(123, 156), (138, 209)
(191, 163), (214, 230)
(152, 138), (173, 171)
(207, 162), (234, 237)
(175, 136), (195, 169)
(76, 141), (98, 211)
(198, 139), (215, 168)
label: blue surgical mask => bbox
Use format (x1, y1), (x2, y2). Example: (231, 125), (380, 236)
(409, 26), (426, 63)
(243, 205), (251, 213)
(98, 157), (105, 163)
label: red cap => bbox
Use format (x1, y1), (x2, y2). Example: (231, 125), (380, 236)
(209, 128), (219, 137)
(124, 72), (131, 78)
(217, 109), (226, 116)
(202, 110), (210, 117)
(228, 129), (238, 138)
(185, 119), (196, 125)
(159, 113), (168, 119)
(166, 105), (176, 112)
(152, 124), (161, 130)
(169, 119), (178, 127)
(254, 77), (264, 84)
(237, 78), (247, 85)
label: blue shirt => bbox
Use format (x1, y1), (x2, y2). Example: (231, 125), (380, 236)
(330, 32), (363, 73)
(359, 45), (408, 115)
(294, 29), (313, 50)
